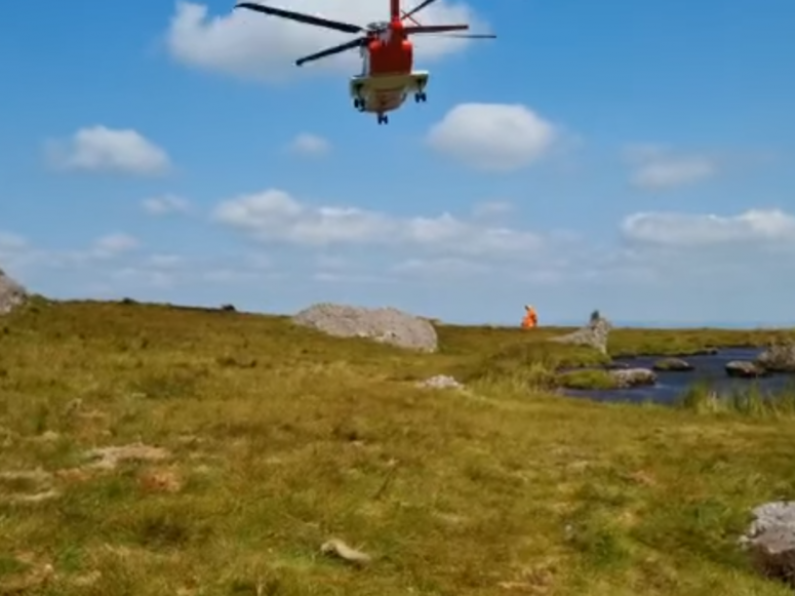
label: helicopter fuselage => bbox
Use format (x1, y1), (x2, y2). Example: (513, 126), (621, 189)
(349, 22), (429, 123)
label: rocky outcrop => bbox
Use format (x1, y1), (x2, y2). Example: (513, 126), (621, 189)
(653, 357), (694, 372)
(551, 312), (612, 354)
(726, 360), (768, 378)
(740, 501), (795, 588)
(0, 269), (26, 314)
(292, 303), (438, 352)
(756, 344), (795, 373)
(609, 368), (656, 388)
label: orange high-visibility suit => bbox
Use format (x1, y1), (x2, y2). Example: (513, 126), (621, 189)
(522, 304), (537, 329)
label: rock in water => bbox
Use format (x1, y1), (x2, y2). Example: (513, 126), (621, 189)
(0, 269), (26, 314)
(726, 360), (768, 378)
(756, 344), (795, 373)
(292, 303), (438, 352)
(609, 368), (656, 388)
(741, 501), (795, 588)
(653, 357), (693, 372)
(551, 313), (612, 354)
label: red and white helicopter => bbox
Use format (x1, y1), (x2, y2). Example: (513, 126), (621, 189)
(235, 0), (496, 124)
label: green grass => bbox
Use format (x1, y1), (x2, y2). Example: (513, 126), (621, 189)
(1, 298), (795, 595)
(557, 369), (619, 390)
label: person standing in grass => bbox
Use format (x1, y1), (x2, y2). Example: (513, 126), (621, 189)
(522, 304), (538, 329)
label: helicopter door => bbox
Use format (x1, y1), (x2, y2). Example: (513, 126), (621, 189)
(360, 43), (369, 75)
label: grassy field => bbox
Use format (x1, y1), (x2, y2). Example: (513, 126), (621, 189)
(2, 298), (795, 595)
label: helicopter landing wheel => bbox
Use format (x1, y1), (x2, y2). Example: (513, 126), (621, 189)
(353, 98), (363, 110)
(414, 92), (427, 103)
(377, 114), (388, 125)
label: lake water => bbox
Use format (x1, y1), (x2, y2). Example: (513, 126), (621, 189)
(564, 348), (795, 405)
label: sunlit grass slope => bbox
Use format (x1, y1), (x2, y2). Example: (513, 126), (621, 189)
(1, 298), (794, 595)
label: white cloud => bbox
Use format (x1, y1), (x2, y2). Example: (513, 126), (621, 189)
(46, 126), (171, 175)
(472, 200), (513, 218)
(624, 145), (717, 190)
(426, 103), (557, 171)
(212, 189), (544, 257)
(91, 233), (140, 257)
(166, 0), (485, 82)
(287, 133), (330, 156)
(142, 195), (191, 215)
(621, 209), (795, 247)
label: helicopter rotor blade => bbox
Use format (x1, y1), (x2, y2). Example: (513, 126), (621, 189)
(404, 24), (470, 34)
(402, 0), (441, 21)
(235, 2), (364, 34)
(424, 33), (496, 38)
(295, 37), (367, 66)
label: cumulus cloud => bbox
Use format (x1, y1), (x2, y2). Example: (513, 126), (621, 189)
(621, 209), (795, 247)
(142, 194), (191, 215)
(212, 188), (544, 257)
(426, 103), (557, 171)
(624, 145), (717, 190)
(166, 0), (485, 82)
(287, 133), (330, 156)
(46, 126), (171, 175)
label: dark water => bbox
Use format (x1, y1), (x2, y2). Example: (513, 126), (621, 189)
(564, 348), (795, 405)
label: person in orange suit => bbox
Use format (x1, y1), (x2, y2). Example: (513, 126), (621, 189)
(522, 304), (537, 329)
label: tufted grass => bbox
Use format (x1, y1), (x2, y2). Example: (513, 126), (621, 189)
(1, 298), (795, 595)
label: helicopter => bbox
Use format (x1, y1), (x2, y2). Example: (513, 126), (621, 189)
(235, 0), (496, 124)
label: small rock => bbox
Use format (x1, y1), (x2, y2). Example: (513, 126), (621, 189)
(653, 358), (694, 372)
(726, 360), (768, 378)
(417, 375), (463, 390)
(320, 539), (372, 567)
(741, 501), (795, 588)
(609, 368), (656, 388)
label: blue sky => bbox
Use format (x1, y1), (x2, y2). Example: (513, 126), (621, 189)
(1, 0), (794, 325)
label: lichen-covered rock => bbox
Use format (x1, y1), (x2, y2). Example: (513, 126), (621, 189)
(756, 344), (795, 373)
(653, 357), (694, 372)
(0, 268), (26, 314)
(551, 313), (612, 354)
(292, 303), (438, 352)
(740, 501), (795, 588)
(609, 367), (656, 388)
(726, 360), (768, 378)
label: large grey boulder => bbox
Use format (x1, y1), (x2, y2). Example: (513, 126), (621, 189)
(740, 501), (795, 587)
(551, 311), (612, 354)
(756, 345), (795, 373)
(0, 269), (26, 314)
(292, 303), (438, 352)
